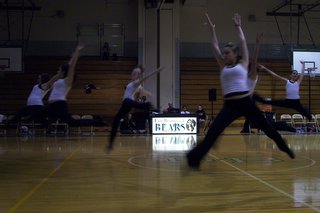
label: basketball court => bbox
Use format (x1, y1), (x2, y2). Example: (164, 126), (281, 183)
(1, 131), (320, 213)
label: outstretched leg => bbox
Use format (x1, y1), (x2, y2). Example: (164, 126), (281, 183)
(108, 99), (151, 150)
(273, 121), (296, 132)
(109, 103), (132, 150)
(254, 94), (312, 120)
(186, 101), (242, 169)
(240, 118), (251, 133)
(290, 100), (312, 120)
(244, 100), (295, 159)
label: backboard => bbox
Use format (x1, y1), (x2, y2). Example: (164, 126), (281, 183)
(0, 47), (23, 72)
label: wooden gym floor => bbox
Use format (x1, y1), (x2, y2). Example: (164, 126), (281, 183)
(1, 130), (320, 213)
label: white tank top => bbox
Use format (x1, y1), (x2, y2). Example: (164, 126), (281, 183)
(220, 64), (249, 95)
(48, 79), (71, 102)
(286, 80), (300, 99)
(27, 84), (48, 106)
(247, 76), (258, 93)
(123, 80), (141, 100)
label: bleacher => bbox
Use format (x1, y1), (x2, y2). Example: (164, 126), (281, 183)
(0, 57), (137, 125)
(180, 58), (320, 126)
(1, 57), (319, 131)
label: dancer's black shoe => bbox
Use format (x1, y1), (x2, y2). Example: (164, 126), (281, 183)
(240, 130), (255, 134)
(281, 146), (295, 159)
(186, 152), (200, 170)
(104, 141), (113, 154)
(277, 139), (295, 159)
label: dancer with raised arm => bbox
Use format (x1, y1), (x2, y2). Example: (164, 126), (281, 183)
(107, 66), (164, 150)
(10, 72), (61, 124)
(240, 33), (296, 133)
(39, 43), (105, 129)
(240, 32), (263, 133)
(256, 62), (312, 120)
(186, 13), (294, 169)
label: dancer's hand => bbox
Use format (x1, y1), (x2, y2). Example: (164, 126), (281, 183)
(257, 64), (266, 70)
(256, 32), (264, 44)
(158, 66), (165, 72)
(233, 13), (241, 27)
(205, 13), (215, 28)
(76, 43), (84, 51)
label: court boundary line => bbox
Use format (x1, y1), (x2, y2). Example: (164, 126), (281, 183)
(128, 153), (315, 173)
(208, 153), (320, 213)
(7, 146), (81, 213)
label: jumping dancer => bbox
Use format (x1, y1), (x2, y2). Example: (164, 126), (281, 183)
(240, 32), (262, 133)
(240, 33), (296, 133)
(186, 13), (294, 169)
(107, 66), (164, 150)
(255, 63), (312, 120)
(10, 72), (61, 124)
(39, 43), (105, 128)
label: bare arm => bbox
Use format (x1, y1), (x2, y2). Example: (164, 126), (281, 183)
(65, 44), (84, 87)
(134, 87), (152, 99)
(138, 88), (153, 97)
(136, 67), (164, 86)
(233, 13), (249, 69)
(205, 13), (224, 69)
(248, 32), (263, 80)
(40, 73), (62, 91)
(297, 61), (305, 84)
(258, 65), (288, 81)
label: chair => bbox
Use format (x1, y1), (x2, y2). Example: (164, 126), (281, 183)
(304, 114), (319, 133)
(315, 114), (320, 132)
(0, 114), (7, 135)
(70, 115), (82, 134)
(292, 114), (306, 131)
(81, 115), (94, 135)
(203, 115), (213, 134)
(5, 115), (15, 134)
(199, 114), (209, 135)
(16, 116), (38, 135)
(280, 114), (293, 127)
(49, 118), (69, 135)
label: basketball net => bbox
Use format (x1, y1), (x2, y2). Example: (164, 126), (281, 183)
(308, 67), (317, 79)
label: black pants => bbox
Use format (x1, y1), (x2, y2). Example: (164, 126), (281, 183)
(132, 111), (148, 130)
(188, 96), (292, 163)
(273, 121), (296, 132)
(242, 119), (296, 133)
(241, 119), (251, 132)
(11, 105), (44, 123)
(39, 101), (98, 127)
(253, 93), (312, 120)
(109, 98), (150, 147)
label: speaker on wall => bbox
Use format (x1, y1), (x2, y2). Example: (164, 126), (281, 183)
(208, 89), (216, 101)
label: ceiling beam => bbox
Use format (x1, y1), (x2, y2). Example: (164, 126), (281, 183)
(269, 0), (293, 13)
(266, 12), (300, 16)
(300, 1), (320, 13)
(0, 5), (41, 11)
(267, 0), (320, 16)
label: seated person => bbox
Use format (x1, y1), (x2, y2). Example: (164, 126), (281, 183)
(195, 105), (206, 122)
(165, 103), (180, 114)
(180, 105), (190, 114)
(167, 103), (173, 112)
(261, 98), (272, 113)
(132, 93), (152, 132)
